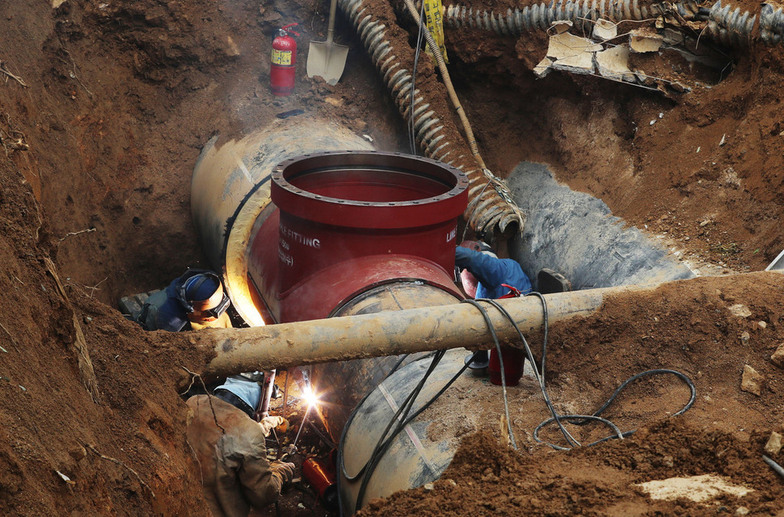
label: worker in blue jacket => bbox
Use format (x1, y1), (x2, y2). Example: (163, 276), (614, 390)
(456, 240), (532, 377)
(455, 240), (532, 299)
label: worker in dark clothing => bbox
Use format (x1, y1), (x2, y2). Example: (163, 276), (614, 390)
(187, 377), (296, 517)
(455, 240), (532, 299)
(138, 269), (232, 331)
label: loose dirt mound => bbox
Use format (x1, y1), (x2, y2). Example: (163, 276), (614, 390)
(2, 0), (784, 515)
(359, 421), (784, 516)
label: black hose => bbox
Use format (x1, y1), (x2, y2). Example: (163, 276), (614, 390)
(472, 293), (697, 450)
(461, 299), (518, 450)
(353, 350), (446, 508)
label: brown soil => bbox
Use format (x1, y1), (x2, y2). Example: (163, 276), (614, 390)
(1, 0), (784, 516)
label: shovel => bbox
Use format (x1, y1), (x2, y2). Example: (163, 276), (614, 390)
(306, 0), (349, 85)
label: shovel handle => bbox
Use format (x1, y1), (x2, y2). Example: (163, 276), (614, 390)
(326, 0), (338, 44)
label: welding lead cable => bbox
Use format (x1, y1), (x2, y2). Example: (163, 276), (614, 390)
(462, 299), (518, 450)
(487, 294), (696, 450)
(529, 300), (696, 448)
(534, 369), (697, 448)
(353, 349), (485, 509)
(346, 351), (448, 483)
(337, 349), (479, 514)
(480, 296), (581, 448)
(337, 350), (442, 511)
(353, 350), (447, 509)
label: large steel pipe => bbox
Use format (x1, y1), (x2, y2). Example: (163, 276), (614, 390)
(184, 283), (632, 382)
(191, 118), (373, 326)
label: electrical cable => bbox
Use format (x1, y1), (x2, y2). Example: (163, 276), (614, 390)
(479, 292), (697, 451)
(336, 350), (439, 515)
(480, 295), (580, 447)
(344, 351), (447, 485)
(534, 368), (697, 449)
(461, 299), (518, 449)
(338, 347), (484, 513)
(338, 289), (697, 513)
(353, 350), (446, 507)
(408, 0), (426, 155)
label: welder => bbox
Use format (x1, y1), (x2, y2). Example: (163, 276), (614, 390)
(456, 240), (532, 383)
(455, 240), (532, 299)
(137, 269), (233, 331)
(186, 376), (296, 517)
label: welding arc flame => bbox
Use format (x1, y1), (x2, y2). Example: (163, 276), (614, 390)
(303, 385), (320, 407)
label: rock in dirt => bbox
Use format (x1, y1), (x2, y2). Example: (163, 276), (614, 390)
(635, 473), (753, 502)
(764, 431), (782, 455)
(741, 365), (764, 396)
(771, 343), (784, 368)
(729, 304), (752, 318)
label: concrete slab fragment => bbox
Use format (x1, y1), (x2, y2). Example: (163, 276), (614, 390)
(551, 21), (573, 34)
(630, 31), (664, 53)
(547, 32), (601, 74)
(593, 19), (618, 41)
(534, 57), (554, 78)
(596, 45), (636, 82)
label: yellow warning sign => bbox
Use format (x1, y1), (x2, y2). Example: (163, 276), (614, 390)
(424, 0), (448, 63)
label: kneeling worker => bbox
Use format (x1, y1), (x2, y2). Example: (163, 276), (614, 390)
(138, 269), (233, 331)
(187, 377), (296, 516)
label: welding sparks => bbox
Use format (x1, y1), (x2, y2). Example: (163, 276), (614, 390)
(303, 385), (320, 408)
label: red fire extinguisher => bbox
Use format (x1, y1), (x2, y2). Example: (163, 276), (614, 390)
(271, 23), (299, 96)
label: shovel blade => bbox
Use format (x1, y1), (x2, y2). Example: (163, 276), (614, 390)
(307, 41), (349, 86)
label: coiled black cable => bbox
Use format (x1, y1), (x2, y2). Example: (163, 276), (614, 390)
(479, 292), (697, 450)
(534, 368), (697, 449)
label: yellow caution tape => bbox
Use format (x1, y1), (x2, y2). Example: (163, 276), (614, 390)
(423, 0), (448, 63)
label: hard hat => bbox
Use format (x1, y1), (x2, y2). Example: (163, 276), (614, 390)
(459, 240), (495, 256)
(215, 376), (262, 412)
(179, 272), (230, 320)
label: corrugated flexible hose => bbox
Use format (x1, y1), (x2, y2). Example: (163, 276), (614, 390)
(337, 0), (524, 238)
(443, 0), (782, 47)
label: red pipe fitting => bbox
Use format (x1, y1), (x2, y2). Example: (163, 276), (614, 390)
(247, 151), (469, 323)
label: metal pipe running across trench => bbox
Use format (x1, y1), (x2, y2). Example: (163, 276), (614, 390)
(181, 281), (643, 387)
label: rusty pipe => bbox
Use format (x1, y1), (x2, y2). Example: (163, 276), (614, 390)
(182, 283), (644, 386)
